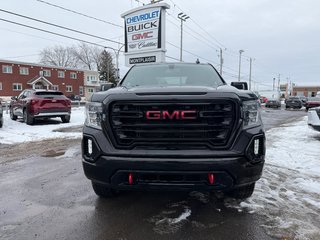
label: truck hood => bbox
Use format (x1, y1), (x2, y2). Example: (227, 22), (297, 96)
(91, 85), (258, 102)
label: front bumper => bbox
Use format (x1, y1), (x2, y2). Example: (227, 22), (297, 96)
(83, 155), (264, 191)
(82, 124), (265, 191)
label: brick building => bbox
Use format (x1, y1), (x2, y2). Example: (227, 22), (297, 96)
(0, 59), (86, 98)
(292, 86), (320, 97)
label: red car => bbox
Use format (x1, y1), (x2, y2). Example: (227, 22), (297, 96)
(305, 97), (320, 111)
(10, 89), (71, 125)
(260, 96), (268, 103)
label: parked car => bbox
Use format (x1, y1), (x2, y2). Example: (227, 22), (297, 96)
(82, 62), (266, 199)
(0, 99), (3, 128)
(10, 89), (71, 125)
(305, 97), (320, 111)
(285, 96), (302, 109)
(298, 96), (308, 106)
(308, 107), (320, 131)
(68, 94), (81, 101)
(265, 99), (281, 109)
(260, 96), (268, 103)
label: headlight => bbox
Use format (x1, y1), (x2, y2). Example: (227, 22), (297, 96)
(242, 100), (261, 128)
(85, 102), (103, 129)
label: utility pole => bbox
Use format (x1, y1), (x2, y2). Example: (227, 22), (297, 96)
(273, 78), (275, 91)
(178, 13), (189, 62)
(249, 58), (252, 90)
(278, 74), (281, 91)
(219, 48), (223, 76)
(238, 49), (244, 81)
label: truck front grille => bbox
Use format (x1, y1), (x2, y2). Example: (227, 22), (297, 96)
(107, 101), (238, 149)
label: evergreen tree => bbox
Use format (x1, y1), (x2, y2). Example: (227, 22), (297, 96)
(99, 50), (117, 84)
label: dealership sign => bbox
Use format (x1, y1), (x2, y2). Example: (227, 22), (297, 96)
(121, 3), (170, 66)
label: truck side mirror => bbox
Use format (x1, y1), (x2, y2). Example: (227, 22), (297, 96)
(231, 82), (248, 90)
(100, 83), (115, 91)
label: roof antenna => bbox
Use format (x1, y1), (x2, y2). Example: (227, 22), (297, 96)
(196, 58), (200, 64)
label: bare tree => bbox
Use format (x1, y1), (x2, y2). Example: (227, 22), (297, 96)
(72, 43), (103, 70)
(39, 45), (79, 68)
(39, 43), (112, 72)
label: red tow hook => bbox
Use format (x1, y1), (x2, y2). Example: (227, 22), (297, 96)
(208, 173), (215, 185)
(128, 173), (134, 185)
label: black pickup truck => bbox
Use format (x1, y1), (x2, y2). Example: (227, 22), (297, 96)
(82, 63), (265, 199)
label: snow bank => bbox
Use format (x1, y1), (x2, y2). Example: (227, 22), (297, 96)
(226, 117), (320, 240)
(0, 107), (85, 144)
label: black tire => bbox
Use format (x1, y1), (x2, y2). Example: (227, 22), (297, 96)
(61, 115), (70, 123)
(227, 183), (255, 199)
(23, 109), (34, 125)
(92, 182), (117, 198)
(0, 118), (3, 128)
(10, 108), (17, 120)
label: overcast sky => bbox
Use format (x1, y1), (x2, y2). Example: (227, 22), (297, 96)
(0, 0), (319, 90)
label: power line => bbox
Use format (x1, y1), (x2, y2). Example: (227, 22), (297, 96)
(1, 54), (40, 59)
(166, 55), (180, 61)
(168, 0), (225, 49)
(0, 27), (69, 45)
(167, 0), (255, 61)
(166, 41), (219, 65)
(0, 9), (123, 46)
(0, 18), (109, 48)
(36, 0), (123, 28)
(167, 14), (220, 52)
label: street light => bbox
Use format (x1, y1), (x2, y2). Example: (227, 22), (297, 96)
(178, 12), (189, 62)
(238, 49), (244, 82)
(104, 45), (124, 80)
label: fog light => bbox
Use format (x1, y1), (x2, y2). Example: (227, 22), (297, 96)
(208, 173), (215, 185)
(88, 139), (93, 155)
(254, 139), (260, 155)
(128, 173), (134, 185)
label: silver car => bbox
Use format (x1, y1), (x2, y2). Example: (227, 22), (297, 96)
(308, 107), (320, 131)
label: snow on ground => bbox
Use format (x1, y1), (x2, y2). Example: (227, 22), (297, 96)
(1, 106), (320, 238)
(226, 116), (320, 240)
(0, 107), (85, 144)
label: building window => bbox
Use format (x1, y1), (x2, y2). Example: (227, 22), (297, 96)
(70, 72), (77, 79)
(79, 86), (84, 95)
(0, 82), (2, 91)
(66, 85), (73, 92)
(19, 67), (29, 75)
(42, 69), (51, 77)
(58, 71), (65, 78)
(13, 83), (22, 91)
(88, 88), (94, 93)
(2, 65), (13, 74)
(52, 85), (59, 91)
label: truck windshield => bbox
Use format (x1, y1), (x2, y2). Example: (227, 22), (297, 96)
(121, 63), (225, 88)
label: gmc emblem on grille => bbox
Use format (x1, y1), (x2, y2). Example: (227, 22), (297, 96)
(146, 110), (197, 120)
